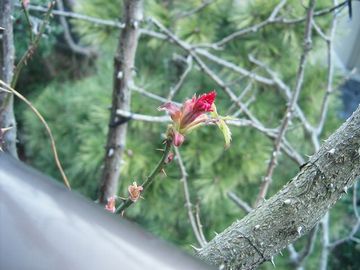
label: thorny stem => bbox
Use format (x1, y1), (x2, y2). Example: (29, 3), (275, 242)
(20, 0), (34, 42)
(115, 139), (172, 214)
(11, 1), (55, 88)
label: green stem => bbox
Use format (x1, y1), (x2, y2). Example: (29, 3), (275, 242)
(21, 0), (34, 42)
(115, 139), (173, 214)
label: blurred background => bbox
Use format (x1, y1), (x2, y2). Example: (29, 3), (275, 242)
(5, 0), (360, 269)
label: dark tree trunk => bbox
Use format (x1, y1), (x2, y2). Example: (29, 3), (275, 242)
(0, 0), (17, 158)
(198, 106), (360, 269)
(99, 0), (143, 203)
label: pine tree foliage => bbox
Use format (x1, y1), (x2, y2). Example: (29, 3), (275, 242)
(19, 0), (357, 268)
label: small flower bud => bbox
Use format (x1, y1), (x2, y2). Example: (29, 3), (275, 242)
(165, 152), (174, 164)
(128, 182), (143, 202)
(105, 196), (116, 213)
(172, 130), (185, 147)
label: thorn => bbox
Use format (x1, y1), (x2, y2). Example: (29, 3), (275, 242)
(1, 126), (13, 133)
(283, 199), (291, 205)
(115, 196), (127, 201)
(270, 256), (276, 267)
(190, 245), (202, 251)
(121, 210), (125, 217)
(156, 148), (165, 152)
(161, 168), (167, 176)
(297, 226), (303, 236)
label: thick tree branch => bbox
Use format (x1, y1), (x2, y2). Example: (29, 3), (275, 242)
(198, 106), (360, 269)
(99, 0), (143, 203)
(0, 0), (17, 158)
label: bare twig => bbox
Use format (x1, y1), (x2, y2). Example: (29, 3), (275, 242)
(205, 0), (347, 48)
(248, 55), (314, 134)
(116, 109), (170, 123)
(227, 191), (252, 213)
(255, 0), (317, 205)
(328, 181), (360, 248)
(316, 3), (338, 135)
(56, 0), (96, 56)
(167, 55), (193, 101)
(0, 80), (71, 190)
(174, 147), (206, 247)
(298, 226), (319, 265)
(226, 81), (253, 115)
(16, 3), (125, 28)
(195, 203), (207, 245)
(175, 0), (215, 20)
(195, 49), (274, 85)
(320, 213), (330, 270)
(131, 84), (182, 106)
(354, 180), (359, 219)
(214, 0), (287, 48)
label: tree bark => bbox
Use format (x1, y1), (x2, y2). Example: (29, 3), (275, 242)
(99, 0), (143, 203)
(0, 0), (17, 158)
(198, 106), (360, 269)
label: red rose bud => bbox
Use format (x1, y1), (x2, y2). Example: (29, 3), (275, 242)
(158, 91), (217, 147)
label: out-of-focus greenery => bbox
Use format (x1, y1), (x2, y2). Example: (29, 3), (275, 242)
(16, 0), (359, 269)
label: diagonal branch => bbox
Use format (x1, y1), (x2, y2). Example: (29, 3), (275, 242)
(175, 0), (215, 20)
(167, 55), (193, 101)
(175, 147), (207, 248)
(255, 0), (317, 205)
(198, 105), (360, 270)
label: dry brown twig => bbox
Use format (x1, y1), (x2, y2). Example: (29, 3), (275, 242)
(0, 81), (71, 190)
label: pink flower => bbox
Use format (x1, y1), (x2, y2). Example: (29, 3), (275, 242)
(105, 196), (116, 213)
(128, 182), (143, 202)
(159, 91), (216, 146)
